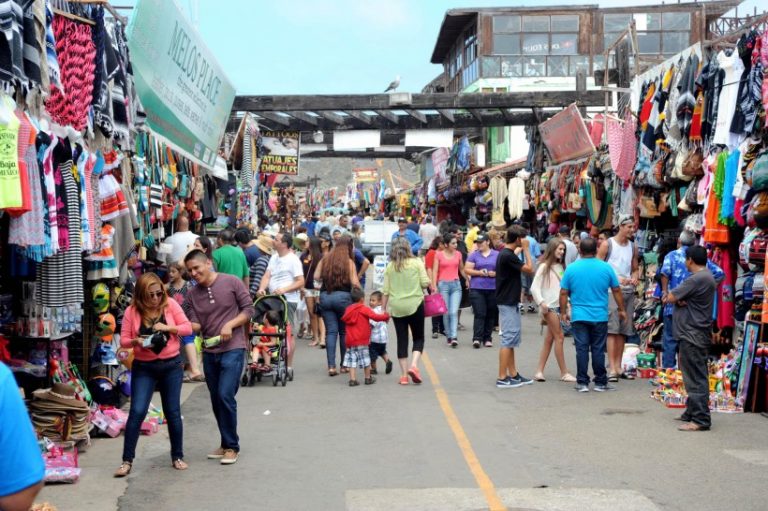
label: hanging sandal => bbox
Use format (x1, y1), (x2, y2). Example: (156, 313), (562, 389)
(114, 462), (132, 478)
(172, 459), (188, 470)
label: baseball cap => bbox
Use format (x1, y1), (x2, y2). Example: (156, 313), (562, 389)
(474, 234), (490, 243)
(397, 217), (407, 223)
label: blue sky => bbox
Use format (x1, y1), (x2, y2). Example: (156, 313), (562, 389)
(127, 0), (763, 95)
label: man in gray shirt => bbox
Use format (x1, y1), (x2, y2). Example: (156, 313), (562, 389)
(663, 246), (716, 432)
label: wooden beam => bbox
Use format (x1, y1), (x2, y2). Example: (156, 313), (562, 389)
(375, 110), (400, 125)
(498, 108), (514, 123)
(437, 109), (455, 123)
(405, 109), (427, 123)
(286, 111), (318, 126)
(233, 91), (606, 112)
(318, 111), (345, 126)
(230, 110), (553, 132)
(343, 110), (373, 125)
(467, 109), (484, 122)
(257, 112), (291, 127)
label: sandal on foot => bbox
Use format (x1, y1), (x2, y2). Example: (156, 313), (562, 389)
(328, 368), (338, 377)
(340, 367), (349, 374)
(172, 459), (188, 470)
(348, 379), (360, 387)
(560, 374), (577, 383)
(114, 462), (132, 478)
(620, 372), (635, 380)
(608, 373), (619, 382)
(678, 422), (709, 432)
(318, 344), (326, 349)
(308, 341), (319, 347)
(533, 373), (546, 382)
(364, 376), (376, 385)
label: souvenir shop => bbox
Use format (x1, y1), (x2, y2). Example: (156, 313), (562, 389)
(0, 2), (236, 482)
(595, 28), (768, 414)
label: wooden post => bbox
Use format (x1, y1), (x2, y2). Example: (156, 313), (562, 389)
(576, 70), (587, 117)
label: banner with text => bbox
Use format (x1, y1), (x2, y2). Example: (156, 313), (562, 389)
(128, 0), (235, 167)
(260, 131), (300, 175)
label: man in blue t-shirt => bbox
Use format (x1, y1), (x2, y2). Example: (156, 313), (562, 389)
(560, 238), (626, 393)
(391, 217), (422, 255)
(0, 362), (44, 511)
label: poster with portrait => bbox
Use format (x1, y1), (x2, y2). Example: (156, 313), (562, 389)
(735, 320), (761, 409)
(260, 131), (300, 175)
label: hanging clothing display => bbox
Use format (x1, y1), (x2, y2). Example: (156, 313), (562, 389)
(712, 50), (745, 148)
(489, 175), (507, 227)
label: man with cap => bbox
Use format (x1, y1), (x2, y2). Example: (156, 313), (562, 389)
(391, 217), (423, 255)
(0, 362), (44, 510)
(557, 226), (578, 266)
(660, 230), (724, 369)
(597, 214), (640, 381)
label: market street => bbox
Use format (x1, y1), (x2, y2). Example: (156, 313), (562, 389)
(39, 311), (768, 511)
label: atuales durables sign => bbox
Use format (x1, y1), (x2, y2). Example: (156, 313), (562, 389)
(128, 0), (235, 168)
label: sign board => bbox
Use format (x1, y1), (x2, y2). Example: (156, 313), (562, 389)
(353, 168), (378, 183)
(372, 256), (387, 290)
(260, 131), (300, 175)
(538, 103), (595, 164)
(432, 148), (449, 180)
(128, 0), (235, 167)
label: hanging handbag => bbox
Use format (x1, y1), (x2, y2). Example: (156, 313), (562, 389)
(681, 147), (705, 177)
(423, 293), (448, 317)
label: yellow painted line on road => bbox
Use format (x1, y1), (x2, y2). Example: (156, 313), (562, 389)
(421, 352), (506, 511)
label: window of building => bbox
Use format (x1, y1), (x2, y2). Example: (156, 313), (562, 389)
(523, 33), (549, 55)
(548, 56), (569, 76)
(604, 14), (632, 32)
(636, 32), (661, 54)
(493, 34), (521, 54)
(551, 15), (579, 32)
(492, 14), (578, 57)
(663, 31), (689, 53)
(522, 15), (549, 32)
(501, 57), (524, 77)
(662, 12), (690, 30)
(481, 56), (501, 77)
(569, 55), (589, 75)
(523, 57), (546, 77)
(551, 33), (578, 55)
(493, 15), (521, 33)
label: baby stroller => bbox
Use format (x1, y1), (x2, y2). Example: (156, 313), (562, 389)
(243, 295), (294, 387)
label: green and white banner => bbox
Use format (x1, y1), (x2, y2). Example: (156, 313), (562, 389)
(128, 0), (235, 167)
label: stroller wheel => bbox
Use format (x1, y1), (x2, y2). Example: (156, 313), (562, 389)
(256, 374), (262, 382)
(272, 371), (278, 386)
(281, 371), (287, 386)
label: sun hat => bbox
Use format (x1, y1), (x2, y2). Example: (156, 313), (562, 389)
(32, 382), (89, 410)
(254, 233), (274, 255)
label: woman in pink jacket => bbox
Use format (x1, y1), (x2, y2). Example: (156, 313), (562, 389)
(114, 273), (192, 477)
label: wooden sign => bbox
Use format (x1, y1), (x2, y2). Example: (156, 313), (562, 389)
(538, 103), (595, 164)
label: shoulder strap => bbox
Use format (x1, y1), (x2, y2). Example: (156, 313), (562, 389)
(603, 238), (613, 262)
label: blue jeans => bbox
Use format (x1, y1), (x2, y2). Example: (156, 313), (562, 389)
(320, 290), (352, 367)
(203, 349), (245, 452)
(438, 280), (462, 339)
(661, 315), (678, 369)
(571, 321), (608, 386)
(122, 355), (184, 462)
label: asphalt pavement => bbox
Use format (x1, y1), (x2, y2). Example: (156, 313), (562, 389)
(39, 309), (768, 511)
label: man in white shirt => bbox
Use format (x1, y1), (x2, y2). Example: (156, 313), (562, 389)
(257, 232), (305, 370)
(558, 226), (578, 266)
(164, 216), (198, 264)
(418, 216), (438, 256)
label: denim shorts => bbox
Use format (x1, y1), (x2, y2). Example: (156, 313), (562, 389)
(498, 304), (521, 348)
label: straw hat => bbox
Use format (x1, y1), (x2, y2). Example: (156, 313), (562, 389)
(32, 383), (89, 411)
(255, 233), (274, 255)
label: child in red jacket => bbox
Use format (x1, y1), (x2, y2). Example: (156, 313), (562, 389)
(341, 288), (390, 386)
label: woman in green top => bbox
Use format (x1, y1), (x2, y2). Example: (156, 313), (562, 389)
(382, 238), (430, 385)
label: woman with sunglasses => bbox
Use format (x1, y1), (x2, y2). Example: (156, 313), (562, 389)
(432, 234), (470, 347)
(115, 272), (192, 477)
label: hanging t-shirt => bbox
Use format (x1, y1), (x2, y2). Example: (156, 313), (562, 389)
(712, 50), (745, 148)
(0, 110), (22, 210)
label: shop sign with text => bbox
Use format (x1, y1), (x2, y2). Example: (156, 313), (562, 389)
(128, 0), (235, 167)
(260, 131), (300, 175)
